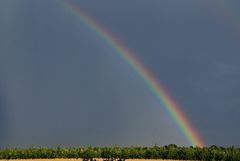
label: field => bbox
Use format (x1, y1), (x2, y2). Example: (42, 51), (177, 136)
(0, 159), (188, 161)
(1, 146), (240, 161)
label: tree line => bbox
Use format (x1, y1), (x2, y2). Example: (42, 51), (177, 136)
(0, 145), (240, 161)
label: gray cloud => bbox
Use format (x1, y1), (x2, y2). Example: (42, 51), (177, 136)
(0, 0), (240, 147)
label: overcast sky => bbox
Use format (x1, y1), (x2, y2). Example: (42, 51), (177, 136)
(0, 0), (240, 148)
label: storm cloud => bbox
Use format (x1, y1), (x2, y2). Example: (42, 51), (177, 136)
(0, 0), (240, 148)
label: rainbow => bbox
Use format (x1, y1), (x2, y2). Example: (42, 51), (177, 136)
(62, 0), (205, 147)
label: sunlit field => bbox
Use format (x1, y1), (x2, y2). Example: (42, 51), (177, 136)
(0, 146), (240, 161)
(0, 159), (188, 161)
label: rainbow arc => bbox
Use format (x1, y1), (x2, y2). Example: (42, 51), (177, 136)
(62, 0), (205, 147)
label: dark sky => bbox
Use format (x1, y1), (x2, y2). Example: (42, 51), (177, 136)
(0, 0), (240, 148)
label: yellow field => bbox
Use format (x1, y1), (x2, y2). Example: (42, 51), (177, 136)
(0, 159), (191, 161)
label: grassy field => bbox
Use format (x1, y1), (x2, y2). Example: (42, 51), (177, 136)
(2, 159), (188, 161)
(1, 146), (239, 160)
